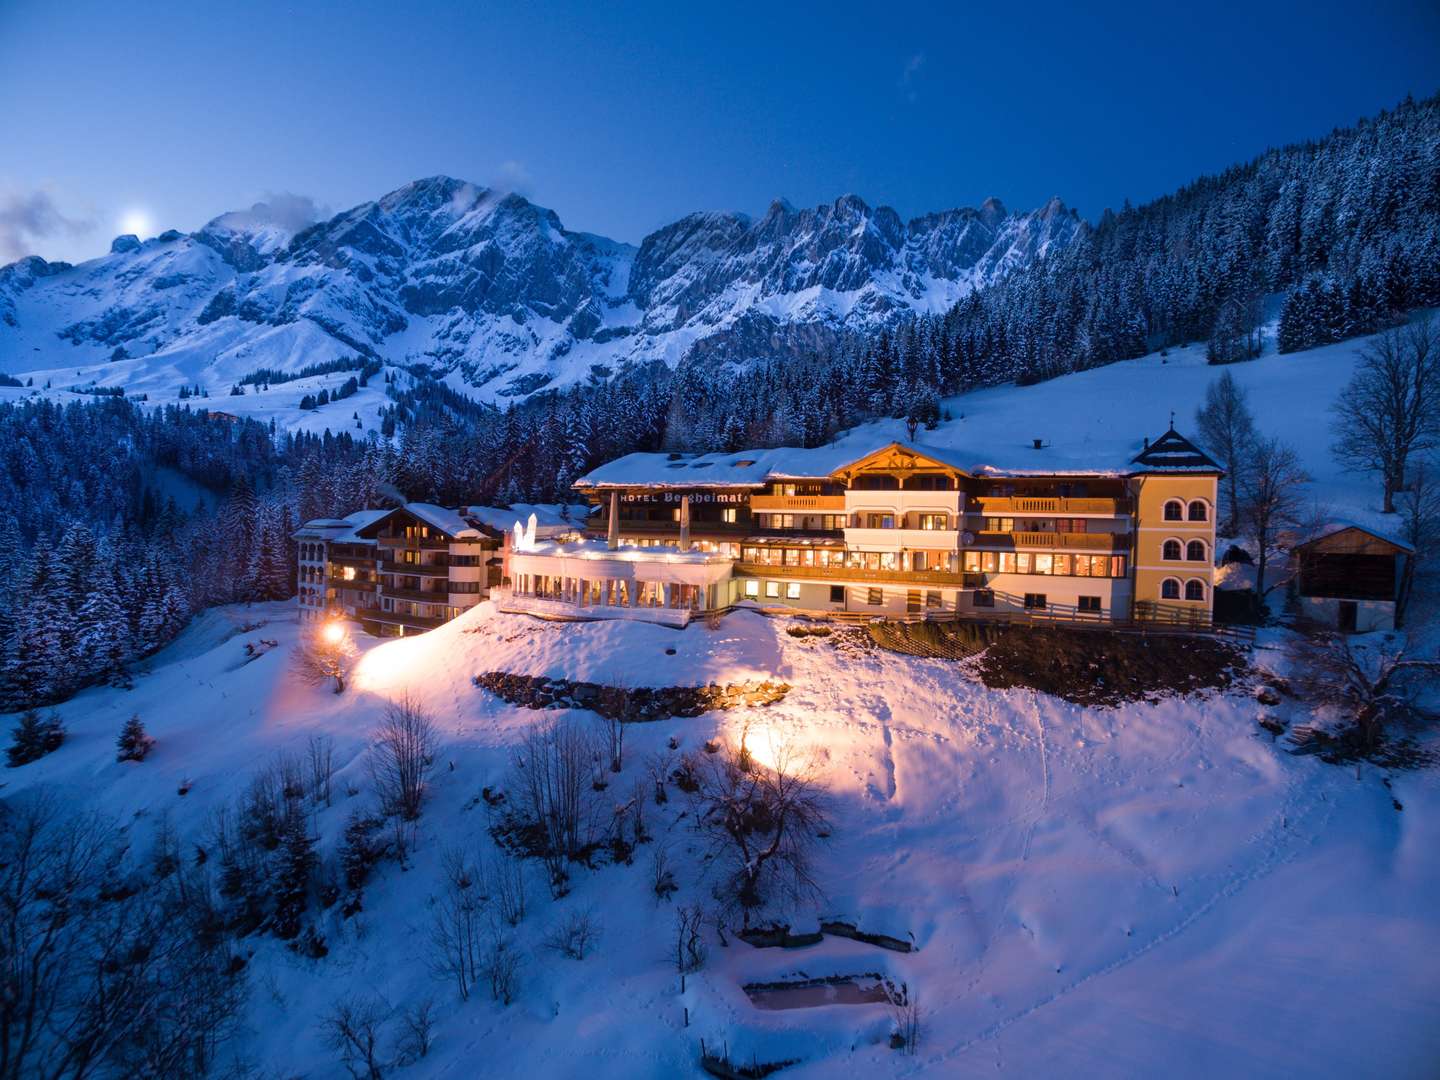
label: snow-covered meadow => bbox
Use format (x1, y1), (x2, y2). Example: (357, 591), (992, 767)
(6, 593), (1438, 1078)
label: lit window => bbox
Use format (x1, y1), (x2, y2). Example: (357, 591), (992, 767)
(786, 582), (801, 599)
(744, 579), (759, 597)
(765, 581), (781, 598)
(722, 507), (737, 524)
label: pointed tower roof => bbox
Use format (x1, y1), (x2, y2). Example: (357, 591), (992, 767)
(1130, 426), (1222, 473)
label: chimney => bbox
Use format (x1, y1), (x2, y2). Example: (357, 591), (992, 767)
(1143, 436), (1150, 449)
(1032, 438), (1043, 450)
(606, 491), (620, 550)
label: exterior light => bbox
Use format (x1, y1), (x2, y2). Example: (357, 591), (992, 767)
(322, 620), (347, 645)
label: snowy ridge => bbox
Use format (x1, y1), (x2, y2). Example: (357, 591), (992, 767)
(0, 178), (1080, 403)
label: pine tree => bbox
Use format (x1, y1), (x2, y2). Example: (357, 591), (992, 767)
(6, 709), (64, 766)
(116, 713), (155, 762)
(272, 808), (318, 940)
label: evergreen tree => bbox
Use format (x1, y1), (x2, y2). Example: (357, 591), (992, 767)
(116, 713), (155, 762)
(6, 709), (64, 766)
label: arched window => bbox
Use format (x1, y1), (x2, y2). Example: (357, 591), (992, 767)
(1161, 578), (1181, 600)
(1163, 499), (1183, 521)
(1185, 579), (1206, 602)
(1188, 500), (1208, 521)
(1186, 539), (1207, 562)
(1162, 539), (1182, 560)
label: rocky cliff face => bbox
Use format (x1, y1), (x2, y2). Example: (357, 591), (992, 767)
(0, 177), (1082, 400)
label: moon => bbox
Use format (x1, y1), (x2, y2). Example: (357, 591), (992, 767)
(118, 208), (154, 238)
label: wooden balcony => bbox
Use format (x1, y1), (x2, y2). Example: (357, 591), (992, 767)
(379, 559), (450, 577)
(357, 607), (447, 631)
(376, 536), (449, 551)
(750, 494), (846, 511)
(735, 561), (966, 587)
(973, 496), (1128, 516)
(972, 531), (1128, 552)
(379, 584), (453, 604)
(329, 554), (376, 570)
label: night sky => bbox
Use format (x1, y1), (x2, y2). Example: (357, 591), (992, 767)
(3, 0), (1438, 263)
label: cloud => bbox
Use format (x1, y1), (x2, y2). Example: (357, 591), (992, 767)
(227, 192), (328, 233)
(492, 159), (534, 197)
(900, 53), (926, 102)
(0, 188), (96, 263)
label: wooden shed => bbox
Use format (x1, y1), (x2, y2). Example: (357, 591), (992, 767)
(1292, 524), (1412, 632)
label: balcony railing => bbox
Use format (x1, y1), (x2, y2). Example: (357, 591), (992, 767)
(379, 559), (450, 577)
(376, 536), (449, 550)
(329, 554), (376, 569)
(379, 584), (453, 604)
(750, 494), (846, 511)
(971, 531), (1128, 552)
(735, 561), (965, 586)
(972, 496), (1128, 516)
(356, 607), (447, 631)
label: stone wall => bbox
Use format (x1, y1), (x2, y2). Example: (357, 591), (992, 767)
(473, 672), (789, 721)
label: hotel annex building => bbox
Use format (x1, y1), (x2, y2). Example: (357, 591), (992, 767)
(500, 426), (1222, 628)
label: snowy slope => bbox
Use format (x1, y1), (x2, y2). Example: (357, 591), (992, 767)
(4, 599), (1437, 1078)
(0, 179), (1081, 406)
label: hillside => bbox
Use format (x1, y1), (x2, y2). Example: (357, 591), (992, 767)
(3, 326), (1438, 1076)
(4, 595), (1436, 1078)
(0, 180), (1079, 404)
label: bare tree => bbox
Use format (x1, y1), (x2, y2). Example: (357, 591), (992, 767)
(1331, 315), (1440, 513)
(1239, 435), (1310, 597)
(1288, 631), (1440, 749)
(321, 995), (390, 1080)
(396, 999), (436, 1064)
(1396, 457), (1440, 622)
(595, 708), (626, 773)
(509, 718), (596, 896)
(369, 694), (438, 822)
(307, 734), (336, 807)
(688, 737), (831, 928)
(485, 850), (528, 926)
(673, 903), (706, 973)
(480, 932), (521, 1005)
(543, 907), (602, 960)
(293, 626), (356, 693)
(428, 847), (486, 1001)
(1195, 369), (1257, 535)
(0, 792), (247, 1080)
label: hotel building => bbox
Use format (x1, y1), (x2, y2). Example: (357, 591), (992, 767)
(295, 503), (580, 636)
(501, 427), (1222, 628)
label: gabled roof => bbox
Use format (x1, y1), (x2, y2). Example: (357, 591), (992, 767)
(1130, 427), (1222, 473)
(830, 442), (971, 481)
(1293, 521), (1414, 555)
(294, 508), (390, 543)
(353, 502), (485, 541)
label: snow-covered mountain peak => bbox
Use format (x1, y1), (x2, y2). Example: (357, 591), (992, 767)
(0, 177), (1081, 402)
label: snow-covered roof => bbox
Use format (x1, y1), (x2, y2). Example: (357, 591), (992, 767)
(464, 503), (587, 536)
(404, 503), (483, 539)
(1293, 519), (1414, 553)
(574, 430), (1216, 490)
(294, 508), (390, 543)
